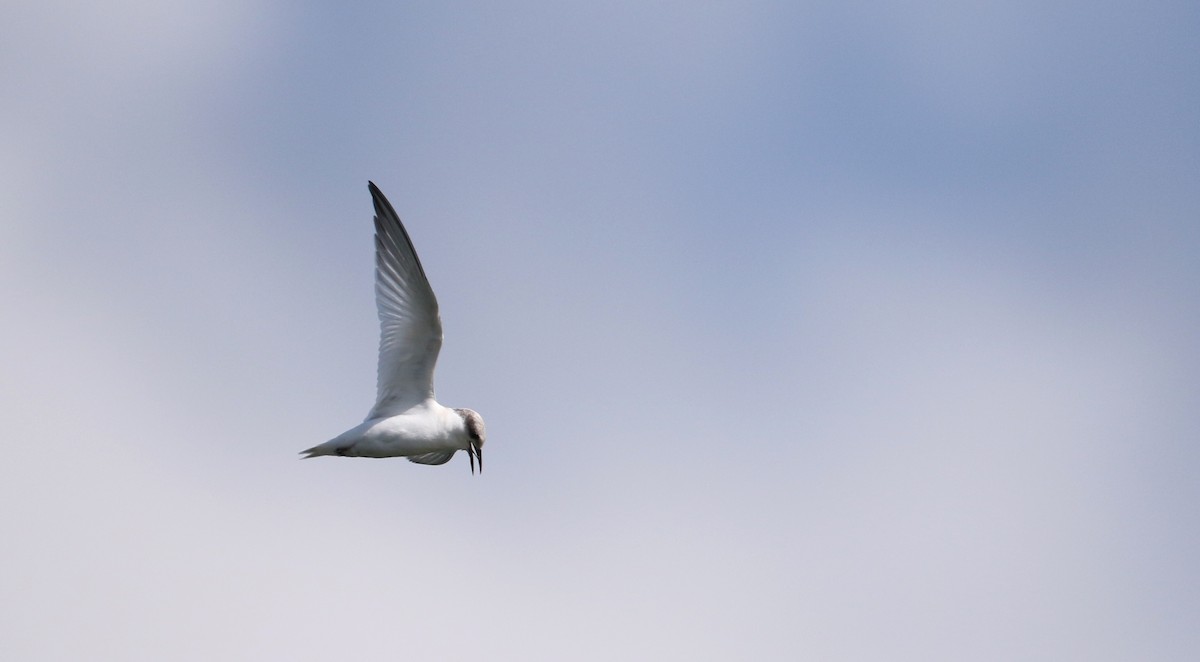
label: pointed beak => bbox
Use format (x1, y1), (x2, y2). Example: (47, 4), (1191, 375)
(468, 440), (482, 475)
(467, 440), (483, 475)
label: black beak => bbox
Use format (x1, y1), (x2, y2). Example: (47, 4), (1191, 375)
(468, 441), (482, 475)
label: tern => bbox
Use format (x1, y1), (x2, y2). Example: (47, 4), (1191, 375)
(301, 182), (486, 473)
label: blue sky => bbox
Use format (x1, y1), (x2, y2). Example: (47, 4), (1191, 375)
(3, 1), (1198, 659)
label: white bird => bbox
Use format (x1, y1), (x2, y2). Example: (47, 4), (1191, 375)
(301, 182), (485, 473)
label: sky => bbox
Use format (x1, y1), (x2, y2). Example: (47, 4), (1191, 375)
(2, 1), (1198, 660)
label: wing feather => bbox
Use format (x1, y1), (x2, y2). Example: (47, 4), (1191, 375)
(365, 182), (443, 419)
(407, 450), (457, 466)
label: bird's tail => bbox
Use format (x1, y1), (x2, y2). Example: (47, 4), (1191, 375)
(299, 440), (341, 459)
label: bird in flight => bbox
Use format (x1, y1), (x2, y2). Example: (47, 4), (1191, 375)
(301, 182), (485, 473)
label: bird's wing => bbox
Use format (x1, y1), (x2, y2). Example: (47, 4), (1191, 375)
(364, 181), (443, 420)
(407, 450), (457, 465)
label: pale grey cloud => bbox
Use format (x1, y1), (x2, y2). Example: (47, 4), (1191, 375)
(3, 1), (1197, 660)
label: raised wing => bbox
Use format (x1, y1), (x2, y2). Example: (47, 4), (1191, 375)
(364, 181), (443, 419)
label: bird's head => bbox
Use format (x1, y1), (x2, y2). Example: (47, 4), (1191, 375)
(455, 408), (486, 475)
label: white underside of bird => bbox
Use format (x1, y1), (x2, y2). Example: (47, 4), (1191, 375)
(301, 182), (485, 473)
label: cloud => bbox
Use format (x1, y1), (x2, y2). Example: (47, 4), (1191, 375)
(2, 1), (1197, 660)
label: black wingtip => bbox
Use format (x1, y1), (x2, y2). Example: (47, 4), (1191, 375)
(367, 181), (395, 214)
(368, 181), (383, 202)
(365, 181), (431, 282)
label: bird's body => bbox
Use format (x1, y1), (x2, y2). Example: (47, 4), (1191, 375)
(301, 182), (485, 473)
(303, 402), (476, 461)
